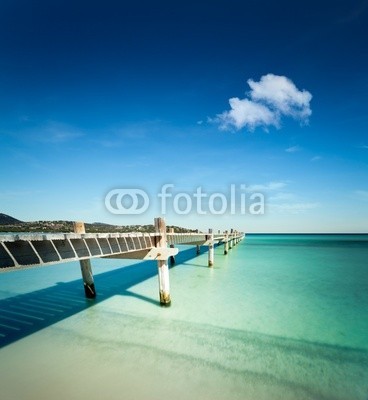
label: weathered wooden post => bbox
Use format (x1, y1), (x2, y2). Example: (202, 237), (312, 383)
(154, 217), (171, 306)
(195, 229), (201, 255)
(229, 228), (233, 250)
(208, 228), (214, 267)
(168, 227), (176, 266)
(224, 231), (229, 255)
(73, 221), (96, 299)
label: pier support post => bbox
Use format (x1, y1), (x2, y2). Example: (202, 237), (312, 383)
(229, 228), (234, 249)
(224, 231), (229, 255)
(73, 222), (96, 299)
(154, 217), (171, 306)
(196, 245), (201, 255)
(168, 227), (176, 266)
(208, 228), (214, 267)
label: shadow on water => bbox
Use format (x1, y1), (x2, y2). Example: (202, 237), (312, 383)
(0, 246), (210, 348)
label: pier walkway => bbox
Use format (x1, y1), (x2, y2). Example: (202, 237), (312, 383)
(0, 218), (244, 305)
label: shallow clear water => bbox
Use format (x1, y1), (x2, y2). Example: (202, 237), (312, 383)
(0, 235), (367, 399)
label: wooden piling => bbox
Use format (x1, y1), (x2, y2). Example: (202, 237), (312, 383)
(229, 228), (234, 249)
(73, 221), (96, 299)
(154, 217), (171, 306)
(208, 228), (214, 267)
(168, 227), (176, 266)
(196, 245), (201, 255)
(224, 231), (229, 255)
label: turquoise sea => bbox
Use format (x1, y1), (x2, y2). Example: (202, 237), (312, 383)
(0, 234), (367, 400)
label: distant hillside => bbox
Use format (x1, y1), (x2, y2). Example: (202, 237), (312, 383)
(0, 213), (197, 233)
(0, 213), (23, 225)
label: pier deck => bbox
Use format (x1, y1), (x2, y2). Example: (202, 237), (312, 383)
(0, 218), (244, 305)
(0, 231), (241, 270)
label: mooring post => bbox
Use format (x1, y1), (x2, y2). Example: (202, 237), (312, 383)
(73, 221), (96, 299)
(229, 228), (234, 249)
(224, 230), (229, 255)
(208, 228), (214, 267)
(154, 217), (171, 306)
(168, 227), (176, 266)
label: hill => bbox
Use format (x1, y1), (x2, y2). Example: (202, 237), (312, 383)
(0, 213), (197, 233)
(0, 213), (23, 225)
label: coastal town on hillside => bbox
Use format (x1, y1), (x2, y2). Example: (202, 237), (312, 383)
(0, 213), (196, 234)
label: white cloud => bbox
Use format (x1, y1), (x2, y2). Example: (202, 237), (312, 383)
(268, 192), (296, 202)
(311, 156), (322, 162)
(214, 73), (312, 131)
(32, 121), (84, 143)
(245, 180), (319, 214)
(0, 189), (45, 199)
(246, 181), (287, 192)
(216, 98), (277, 131)
(249, 74), (312, 120)
(269, 202), (320, 214)
(285, 145), (302, 153)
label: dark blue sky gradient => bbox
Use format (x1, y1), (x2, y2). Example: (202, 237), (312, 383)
(1, 0), (367, 231)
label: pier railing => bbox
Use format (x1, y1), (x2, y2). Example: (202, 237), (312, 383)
(0, 218), (244, 306)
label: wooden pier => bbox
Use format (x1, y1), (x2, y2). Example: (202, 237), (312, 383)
(0, 218), (244, 306)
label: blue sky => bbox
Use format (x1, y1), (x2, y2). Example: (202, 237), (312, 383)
(1, 0), (367, 232)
